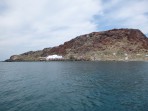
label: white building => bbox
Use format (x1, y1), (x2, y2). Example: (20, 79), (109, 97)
(113, 53), (116, 56)
(124, 53), (128, 56)
(136, 54), (141, 56)
(125, 56), (129, 60)
(46, 55), (63, 60)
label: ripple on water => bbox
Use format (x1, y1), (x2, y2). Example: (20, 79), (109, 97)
(0, 62), (148, 111)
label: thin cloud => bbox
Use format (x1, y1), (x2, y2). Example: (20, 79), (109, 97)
(0, 0), (102, 60)
(0, 0), (148, 60)
(98, 0), (148, 33)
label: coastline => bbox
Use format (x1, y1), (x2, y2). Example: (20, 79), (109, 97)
(3, 59), (148, 62)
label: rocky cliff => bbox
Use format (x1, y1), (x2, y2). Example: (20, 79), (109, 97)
(5, 28), (148, 61)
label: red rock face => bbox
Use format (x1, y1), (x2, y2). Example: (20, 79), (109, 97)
(40, 28), (148, 57)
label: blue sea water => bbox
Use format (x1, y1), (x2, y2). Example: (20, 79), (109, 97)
(0, 61), (148, 111)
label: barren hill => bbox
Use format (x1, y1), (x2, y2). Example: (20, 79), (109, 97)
(6, 28), (148, 61)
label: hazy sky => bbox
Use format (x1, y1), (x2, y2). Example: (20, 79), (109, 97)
(0, 0), (148, 60)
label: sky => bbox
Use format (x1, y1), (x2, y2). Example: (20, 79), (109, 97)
(0, 0), (148, 61)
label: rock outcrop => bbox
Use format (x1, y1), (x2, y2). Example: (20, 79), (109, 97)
(5, 28), (148, 61)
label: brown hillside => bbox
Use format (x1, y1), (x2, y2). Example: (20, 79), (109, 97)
(6, 28), (148, 61)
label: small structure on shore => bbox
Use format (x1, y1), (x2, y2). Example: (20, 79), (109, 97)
(124, 53), (128, 56)
(39, 57), (46, 61)
(136, 54), (141, 56)
(46, 55), (63, 60)
(113, 53), (116, 56)
(125, 56), (129, 61)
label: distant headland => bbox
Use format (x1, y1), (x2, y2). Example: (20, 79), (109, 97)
(5, 28), (148, 62)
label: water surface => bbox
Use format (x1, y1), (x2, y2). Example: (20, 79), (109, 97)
(0, 61), (148, 111)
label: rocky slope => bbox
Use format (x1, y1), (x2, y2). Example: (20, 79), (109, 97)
(5, 28), (148, 61)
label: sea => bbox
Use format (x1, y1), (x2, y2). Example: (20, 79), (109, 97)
(0, 61), (148, 111)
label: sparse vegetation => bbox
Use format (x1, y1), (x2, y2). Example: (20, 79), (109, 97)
(6, 29), (148, 62)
